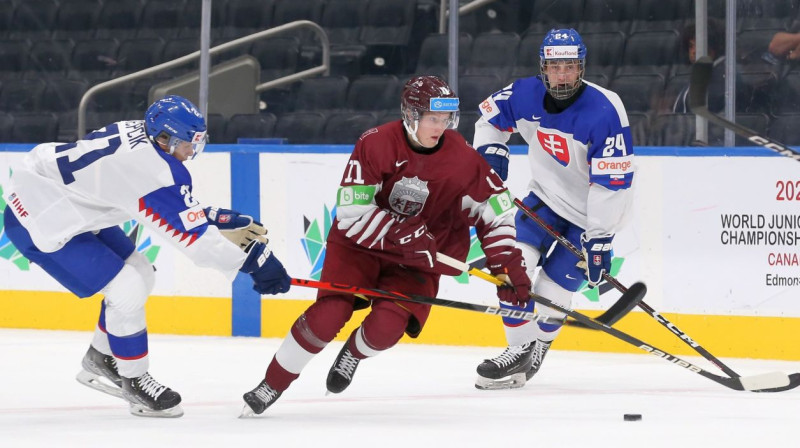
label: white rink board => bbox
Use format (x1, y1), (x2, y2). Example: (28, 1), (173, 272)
(2, 149), (799, 317)
(659, 156), (800, 316)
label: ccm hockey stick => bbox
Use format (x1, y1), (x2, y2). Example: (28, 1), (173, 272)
(689, 55), (800, 160)
(513, 198), (800, 391)
(434, 254), (798, 392)
(291, 278), (566, 326)
(436, 253), (646, 329)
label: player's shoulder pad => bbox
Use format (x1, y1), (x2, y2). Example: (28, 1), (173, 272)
(580, 81), (630, 128)
(358, 120), (402, 144)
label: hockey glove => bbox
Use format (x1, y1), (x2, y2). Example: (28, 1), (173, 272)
(204, 207), (268, 250)
(476, 144), (511, 181)
(580, 233), (613, 288)
(487, 250), (531, 307)
(382, 216), (438, 269)
(240, 241), (291, 295)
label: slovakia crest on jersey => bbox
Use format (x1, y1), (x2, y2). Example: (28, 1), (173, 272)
(389, 176), (429, 216)
(536, 128), (571, 167)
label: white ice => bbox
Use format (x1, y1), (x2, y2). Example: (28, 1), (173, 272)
(0, 328), (797, 448)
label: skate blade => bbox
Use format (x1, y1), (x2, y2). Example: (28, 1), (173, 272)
(238, 404), (260, 418)
(75, 370), (125, 400)
(475, 372), (527, 390)
(129, 403), (184, 418)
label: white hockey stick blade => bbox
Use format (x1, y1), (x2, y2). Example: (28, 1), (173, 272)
(75, 370), (125, 400)
(129, 402), (184, 418)
(739, 371), (791, 391)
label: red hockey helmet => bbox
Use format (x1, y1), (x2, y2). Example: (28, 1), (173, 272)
(401, 76), (460, 144)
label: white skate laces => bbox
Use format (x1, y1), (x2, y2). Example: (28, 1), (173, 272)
(253, 382), (279, 404)
(136, 373), (168, 400)
(490, 342), (533, 368)
(333, 349), (359, 380)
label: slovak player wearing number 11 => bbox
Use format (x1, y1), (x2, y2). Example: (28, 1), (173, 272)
(472, 28), (635, 390)
(2, 95), (291, 417)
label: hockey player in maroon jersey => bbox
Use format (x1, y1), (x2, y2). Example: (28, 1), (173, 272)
(241, 76), (531, 416)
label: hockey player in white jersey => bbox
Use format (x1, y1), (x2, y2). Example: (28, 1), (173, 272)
(2, 95), (291, 417)
(472, 29), (635, 389)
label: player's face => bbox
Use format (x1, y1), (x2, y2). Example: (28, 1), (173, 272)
(543, 59), (581, 86)
(415, 112), (452, 148)
(156, 136), (194, 162)
(171, 140), (195, 162)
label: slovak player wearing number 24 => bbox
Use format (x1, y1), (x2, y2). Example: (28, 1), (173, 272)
(241, 75), (532, 416)
(2, 95), (291, 418)
(473, 29), (635, 390)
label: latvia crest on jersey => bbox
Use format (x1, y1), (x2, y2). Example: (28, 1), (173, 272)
(536, 127), (571, 167)
(389, 176), (429, 216)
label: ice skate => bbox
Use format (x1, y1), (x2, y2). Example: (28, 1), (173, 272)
(475, 342), (534, 390)
(75, 346), (124, 399)
(326, 343), (361, 394)
(526, 339), (552, 380)
(240, 380), (282, 417)
(122, 372), (183, 418)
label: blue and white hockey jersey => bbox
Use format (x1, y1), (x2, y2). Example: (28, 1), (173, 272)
(473, 76), (634, 238)
(3, 120), (245, 279)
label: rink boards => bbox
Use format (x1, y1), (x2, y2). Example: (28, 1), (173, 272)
(1, 144), (798, 360)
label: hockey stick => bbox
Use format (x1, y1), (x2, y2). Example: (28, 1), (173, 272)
(436, 253), (646, 328)
(290, 278), (565, 326)
(512, 198), (800, 391)
(689, 55), (800, 160)
(433, 254), (798, 392)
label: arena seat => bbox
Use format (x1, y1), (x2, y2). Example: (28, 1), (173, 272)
(464, 32), (519, 80)
(274, 111), (327, 144)
(52, 0), (101, 40)
(346, 75), (401, 111)
(323, 112), (377, 144)
(224, 113), (278, 143)
(294, 76), (350, 112)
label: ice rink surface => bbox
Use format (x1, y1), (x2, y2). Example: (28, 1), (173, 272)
(0, 329), (797, 448)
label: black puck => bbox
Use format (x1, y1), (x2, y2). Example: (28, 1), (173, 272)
(623, 414), (642, 421)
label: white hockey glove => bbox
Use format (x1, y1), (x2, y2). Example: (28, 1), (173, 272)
(204, 207), (268, 250)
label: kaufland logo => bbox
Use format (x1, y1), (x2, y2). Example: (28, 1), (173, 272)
(544, 46), (579, 59)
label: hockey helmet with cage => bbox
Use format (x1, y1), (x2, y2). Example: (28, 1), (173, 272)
(539, 28), (587, 100)
(144, 95), (208, 159)
(401, 75), (460, 145)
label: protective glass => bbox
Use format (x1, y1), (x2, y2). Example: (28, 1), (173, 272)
(167, 130), (208, 159)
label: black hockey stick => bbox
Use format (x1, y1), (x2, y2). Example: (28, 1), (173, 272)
(432, 254), (797, 392)
(689, 55), (800, 160)
(435, 252), (646, 328)
(291, 278), (565, 326)
(513, 198), (800, 391)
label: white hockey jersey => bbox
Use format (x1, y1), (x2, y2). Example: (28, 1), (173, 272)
(473, 77), (634, 238)
(3, 120), (245, 279)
